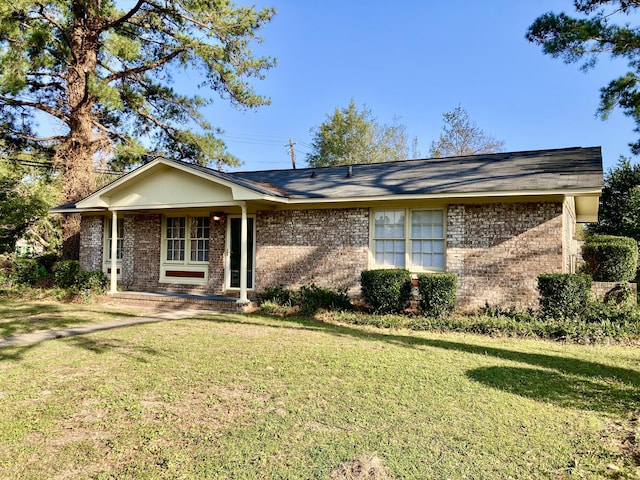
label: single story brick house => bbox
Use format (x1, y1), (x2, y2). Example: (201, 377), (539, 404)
(52, 146), (603, 311)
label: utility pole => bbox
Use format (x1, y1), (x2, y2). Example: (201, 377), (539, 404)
(287, 138), (296, 169)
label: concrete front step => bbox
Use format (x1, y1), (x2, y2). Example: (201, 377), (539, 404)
(104, 291), (256, 313)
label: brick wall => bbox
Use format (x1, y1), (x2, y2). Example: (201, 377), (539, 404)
(130, 214), (162, 291)
(79, 216), (103, 271)
(208, 213), (226, 293)
(81, 202), (568, 309)
(121, 215), (135, 287)
(255, 208), (369, 294)
(447, 202), (564, 311)
(123, 213), (226, 295)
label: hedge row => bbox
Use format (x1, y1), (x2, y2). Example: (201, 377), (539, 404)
(5, 257), (108, 292)
(537, 273), (592, 320)
(360, 269), (457, 318)
(582, 234), (638, 282)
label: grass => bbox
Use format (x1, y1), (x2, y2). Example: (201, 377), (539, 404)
(0, 299), (145, 339)
(0, 300), (639, 479)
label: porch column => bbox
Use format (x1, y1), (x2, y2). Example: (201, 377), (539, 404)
(237, 202), (249, 303)
(110, 210), (118, 294)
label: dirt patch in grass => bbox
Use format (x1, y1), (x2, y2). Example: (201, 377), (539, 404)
(329, 454), (395, 480)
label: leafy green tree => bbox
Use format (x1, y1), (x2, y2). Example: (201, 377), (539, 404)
(526, 1), (640, 154)
(0, 0), (276, 206)
(429, 106), (504, 158)
(590, 157), (640, 241)
(0, 156), (55, 255)
(306, 100), (410, 167)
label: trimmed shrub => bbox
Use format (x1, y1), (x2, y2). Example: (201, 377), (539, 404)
(537, 273), (592, 320)
(360, 269), (411, 314)
(582, 235), (638, 282)
(417, 273), (457, 318)
(294, 284), (352, 316)
(11, 257), (39, 285)
(54, 260), (81, 288)
(259, 285), (294, 306)
(78, 270), (108, 293)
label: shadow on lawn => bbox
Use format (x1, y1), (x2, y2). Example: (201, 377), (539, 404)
(200, 314), (640, 416)
(0, 302), (148, 340)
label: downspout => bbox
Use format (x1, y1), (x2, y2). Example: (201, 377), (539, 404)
(237, 202), (249, 304)
(110, 210), (118, 294)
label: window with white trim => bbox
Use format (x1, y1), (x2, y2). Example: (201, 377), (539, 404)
(372, 208), (445, 271)
(166, 217), (186, 261)
(164, 216), (210, 263)
(105, 217), (124, 261)
(190, 216), (210, 262)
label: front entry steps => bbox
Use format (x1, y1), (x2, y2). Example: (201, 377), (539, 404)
(104, 291), (257, 313)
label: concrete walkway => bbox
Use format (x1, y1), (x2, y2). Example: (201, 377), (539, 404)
(0, 309), (214, 348)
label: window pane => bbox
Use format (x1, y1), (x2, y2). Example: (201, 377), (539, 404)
(189, 217), (210, 262)
(374, 239), (405, 268)
(411, 210), (443, 240)
(374, 210), (405, 239)
(166, 218), (186, 261)
(106, 218), (125, 261)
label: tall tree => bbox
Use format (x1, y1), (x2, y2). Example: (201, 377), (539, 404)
(526, 1), (640, 154)
(0, 155), (55, 255)
(306, 100), (410, 167)
(0, 0), (275, 255)
(590, 156), (640, 241)
(429, 106), (504, 158)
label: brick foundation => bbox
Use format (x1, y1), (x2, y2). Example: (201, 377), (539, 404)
(447, 202), (564, 311)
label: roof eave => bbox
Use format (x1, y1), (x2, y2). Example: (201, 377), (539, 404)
(279, 187), (603, 204)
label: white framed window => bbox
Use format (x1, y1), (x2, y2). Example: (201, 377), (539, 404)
(164, 216), (210, 263)
(190, 216), (210, 262)
(105, 217), (124, 261)
(371, 208), (445, 271)
(103, 217), (124, 277)
(166, 217), (186, 262)
(161, 215), (210, 284)
(373, 210), (406, 268)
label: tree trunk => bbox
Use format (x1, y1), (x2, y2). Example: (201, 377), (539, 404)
(58, 1), (103, 259)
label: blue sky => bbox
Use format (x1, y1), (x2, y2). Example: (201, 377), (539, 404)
(201, 1), (636, 173)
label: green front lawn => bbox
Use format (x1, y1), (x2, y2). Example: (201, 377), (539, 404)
(0, 300), (638, 479)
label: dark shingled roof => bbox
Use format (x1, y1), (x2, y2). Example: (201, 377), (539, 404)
(220, 146), (603, 199)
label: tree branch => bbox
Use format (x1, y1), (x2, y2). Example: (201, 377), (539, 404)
(0, 96), (68, 122)
(101, 0), (147, 31)
(105, 48), (184, 82)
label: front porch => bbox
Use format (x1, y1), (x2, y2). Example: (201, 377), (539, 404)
(104, 291), (258, 313)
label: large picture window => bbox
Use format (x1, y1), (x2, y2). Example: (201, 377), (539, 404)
(372, 208), (445, 271)
(161, 215), (210, 284)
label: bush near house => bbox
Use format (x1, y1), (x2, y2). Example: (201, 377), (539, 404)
(53, 260), (82, 288)
(417, 273), (457, 318)
(537, 273), (592, 320)
(360, 269), (411, 314)
(1, 256), (107, 296)
(258, 284), (352, 316)
(10, 257), (40, 285)
(295, 284), (352, 316)
(582, 235), (638, 282)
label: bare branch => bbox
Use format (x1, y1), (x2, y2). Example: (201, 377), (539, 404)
(92, 120), (129, 143)
(100, 0), (147, 31)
